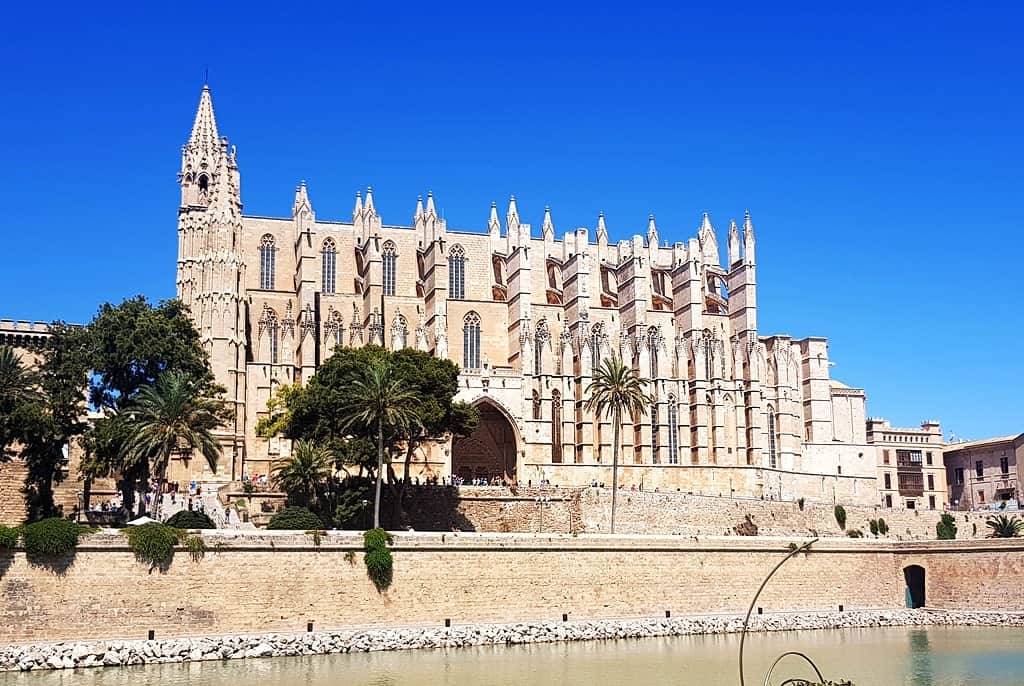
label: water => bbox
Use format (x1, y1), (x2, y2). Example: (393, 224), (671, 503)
(4, 626), (1024, 685)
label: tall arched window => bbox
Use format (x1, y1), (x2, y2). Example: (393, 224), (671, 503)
(532, 390), (542, 420)
(647, 326), (660, 379)
(768, 408), (779, 469)
(382, 241), (397, 296)
(264, 309), (280, 364)
(590, 324), (604, 369)
(463, 311), (481, 369)
(322, 238), (337, 294)
(551, 390), (562, 463)
(650, 402), (660, 464)
(705, 344), (714, 381)
(260, 235), (276, 290)
(534, 320), (550, 375)
(667, 395), (679, 464)
(448, 245), (466, 300)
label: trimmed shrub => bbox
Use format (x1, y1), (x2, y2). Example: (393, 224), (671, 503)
(165, 510), (216, 530)
(267, 507), (323, 530)
(834, 505), (846, 530)
(936, 513), (958, 540)
(869, 519), (879, 536)
(876, 518), (889, 536)
(0, 525), (19, 550)
(364, 547), (394, 591)
(127, 523), (183, 568)
(846, 529), (864, 538)
(21, 518), (88, 557)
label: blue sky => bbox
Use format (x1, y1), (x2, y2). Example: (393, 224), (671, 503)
(1, 2), (1021, 439)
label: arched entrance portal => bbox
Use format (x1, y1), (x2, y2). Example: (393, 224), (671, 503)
(451, 401), (518, 483)
(904, 565), (926, 608)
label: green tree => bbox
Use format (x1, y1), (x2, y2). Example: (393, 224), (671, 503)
(0, 326), (90, 520)
(985, 514), (1023, 538)
(272, 440), (335, 509)
(338, 359), (421, 529)
(22, 324), (90, 520)
(584, 355), (652, 534)
(261, 346), (477, 526)
(936, 512), (958, 540)
(79, 297), (218, 513)
(124, 371), (229, 518)
(0, 345), (38, 459)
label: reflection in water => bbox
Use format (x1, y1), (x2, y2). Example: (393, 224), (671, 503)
(908, 629), (934, 686)
(2, 626), (1023, 686)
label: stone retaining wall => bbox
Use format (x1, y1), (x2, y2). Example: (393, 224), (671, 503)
(3, 609), (1023, 672)
(1, 532), (1022, 646)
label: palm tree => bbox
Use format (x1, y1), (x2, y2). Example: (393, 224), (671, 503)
(272, 439), (335, 509)
(0, 345), (37, 457)
(339, 360), (421, 529)
(124, 371), (227, 519)
(986, 513), (1024, 538)
(584, 355), (652, 534)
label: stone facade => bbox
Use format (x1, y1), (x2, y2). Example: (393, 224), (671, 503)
(943, 433), (1024, 510)
(867, 418), (948, 511)
(177, 86), (879, 504)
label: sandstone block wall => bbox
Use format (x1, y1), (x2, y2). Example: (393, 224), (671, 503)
(400, 486), (984, 540)
(0, 533), (1021, 644)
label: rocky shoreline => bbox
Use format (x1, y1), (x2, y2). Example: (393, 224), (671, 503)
(3, 609), (1023, 672)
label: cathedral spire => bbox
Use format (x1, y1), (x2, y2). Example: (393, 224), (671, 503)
(596, 211), (608, 243)
(188, 84), (220, 153)
(365, 186), (376, 216)
(352, 190), (363, 220)
(488, 201), (500, 237)
(727, 218), (740, 266)
(743, 209), (756, 264)
(414, 195), (424, 221)
(507, 195), (520, 236)
(647, 213), (659, 246)
(699, 212), (720, 266)
(292, 180), (312, 217)
(425, 190), (436, 217)
(542, 205), (554, 240)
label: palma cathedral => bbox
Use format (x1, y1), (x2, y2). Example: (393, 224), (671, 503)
(177, 85), (878, 505)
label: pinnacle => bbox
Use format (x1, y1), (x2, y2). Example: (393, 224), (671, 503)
(188, 84), (220, 153)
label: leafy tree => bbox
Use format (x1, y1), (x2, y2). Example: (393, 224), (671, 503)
(338, 359), (421, 529)
(936, 512), (958, 540)
(21, 324), (90, 520)
(0, 326), (90, 520)
(124, 371), (229, 518)
(0, 345), (38, 459)
(985, 514), (1023, 538)
(272, 440), (335, 509)
(79, 297), (218, 513)
(262, 346), (477, 527)
(84, 297), (215, 410)
(584, 355), (652, 534)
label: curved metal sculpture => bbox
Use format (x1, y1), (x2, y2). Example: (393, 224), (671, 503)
(737, 538), (831, 686)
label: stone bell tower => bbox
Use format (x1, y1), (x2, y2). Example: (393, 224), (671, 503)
(176, 84), (247, 481)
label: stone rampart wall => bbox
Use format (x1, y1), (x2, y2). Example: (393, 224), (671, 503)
(1, 532), (1022, 644)
(401, 486), (985, 540)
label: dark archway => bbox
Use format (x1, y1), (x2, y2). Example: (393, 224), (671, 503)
(451, 401), (518, 483)
(904, 565), (926, 608)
